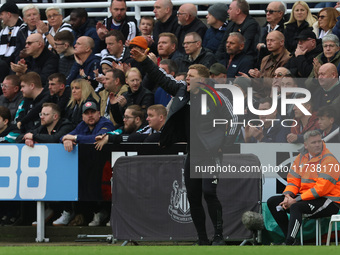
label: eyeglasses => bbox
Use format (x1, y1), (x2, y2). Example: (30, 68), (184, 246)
(25, 41), (38, 46)
(177, 11), (187, 15)
(39, 113), (51, 117)
(54, 42), (65, 46)
(182, 41), (197, 46)
(1, 83), (9, 89)
(318, 15), (327, 19)
(123, 115), (136, 120)
(323, 44), (337, 48)
(47, 14), (61, 19)
(266, 9), (281, 14)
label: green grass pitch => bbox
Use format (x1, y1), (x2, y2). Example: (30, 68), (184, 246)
(0, 246), (339, 255)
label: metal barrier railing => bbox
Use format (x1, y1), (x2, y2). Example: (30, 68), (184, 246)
(0, 0), (334, 24)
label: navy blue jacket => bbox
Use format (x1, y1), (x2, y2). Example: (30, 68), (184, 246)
(72, 19), (101, 54)
(216, 15), (260, 62)
(62, 116), (114, 144)
(332, 16), (340, 40)
(220, 51), (254, 80)
(66, 53), (101, 86)
(203, 24), (227, 54)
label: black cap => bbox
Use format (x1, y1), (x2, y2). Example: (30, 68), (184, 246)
(0, 2), (19, 14)
(295, 30), (317, 41)
(209, 63), (227, 75)
(82, 101), (99, 113)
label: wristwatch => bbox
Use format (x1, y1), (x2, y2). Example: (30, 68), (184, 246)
(74, 135), (77, 142)
(44, 32), (49, 36)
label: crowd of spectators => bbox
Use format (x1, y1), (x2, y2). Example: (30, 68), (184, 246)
(1, 0), (340, 228)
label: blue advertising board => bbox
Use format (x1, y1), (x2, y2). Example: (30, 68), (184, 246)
(0, 144), (78, 201)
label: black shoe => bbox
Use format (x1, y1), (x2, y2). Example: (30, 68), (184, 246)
(212, 234), (225, 245)
(193, 239), (211, 246)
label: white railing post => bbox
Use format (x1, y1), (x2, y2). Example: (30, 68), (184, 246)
(36, 201), (49, 243)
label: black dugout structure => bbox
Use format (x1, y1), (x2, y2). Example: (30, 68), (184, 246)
(111, 153), (261, 242)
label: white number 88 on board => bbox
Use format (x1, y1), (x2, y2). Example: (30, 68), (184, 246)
(0, 145), (48, 199)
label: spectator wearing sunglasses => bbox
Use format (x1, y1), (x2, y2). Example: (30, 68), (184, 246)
(256, 1), (286, 68)
(313, 7), (339, 39)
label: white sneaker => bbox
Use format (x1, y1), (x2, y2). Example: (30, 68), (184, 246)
(53, 211), (73, 226)
(88, 211), (108, 226)
(32, 208), (54, 226)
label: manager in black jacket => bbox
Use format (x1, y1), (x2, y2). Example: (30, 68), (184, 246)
(131, 48), (232, 245)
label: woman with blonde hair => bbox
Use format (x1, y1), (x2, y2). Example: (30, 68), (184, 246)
(65, 78), (100, 127)
(284, 1), (317, 53)
(313, 7), (340, 39)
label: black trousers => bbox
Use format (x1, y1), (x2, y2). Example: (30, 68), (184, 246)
(267, 195), (339, 243)
(184, 154), (223, 240)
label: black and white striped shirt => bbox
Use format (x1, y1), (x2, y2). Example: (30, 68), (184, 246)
(49, 22), (73, 37)
(47, 22), (73, 49)
(0, 17), (23, 63)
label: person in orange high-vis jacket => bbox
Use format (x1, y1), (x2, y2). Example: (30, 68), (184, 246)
(267, 130), (340, 245)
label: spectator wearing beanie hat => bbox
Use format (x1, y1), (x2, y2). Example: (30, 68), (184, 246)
(100, 55), (115, 71)
(203, 3), (229, 53)
(95, 55), (116, 93)
(129, 36), (148, 51)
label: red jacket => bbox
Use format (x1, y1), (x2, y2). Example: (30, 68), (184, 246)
(284, 142), (340, 204)
(291, 112), (319, 135)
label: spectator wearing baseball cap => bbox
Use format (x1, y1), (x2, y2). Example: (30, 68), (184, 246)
(203, 3), (229, 53)
(209, 63), (227, 83)
(82, 101), (99, 113)
(284, 29), (323, 78)
(0, 1), (23, 82)
(62, 100), (114, 152)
